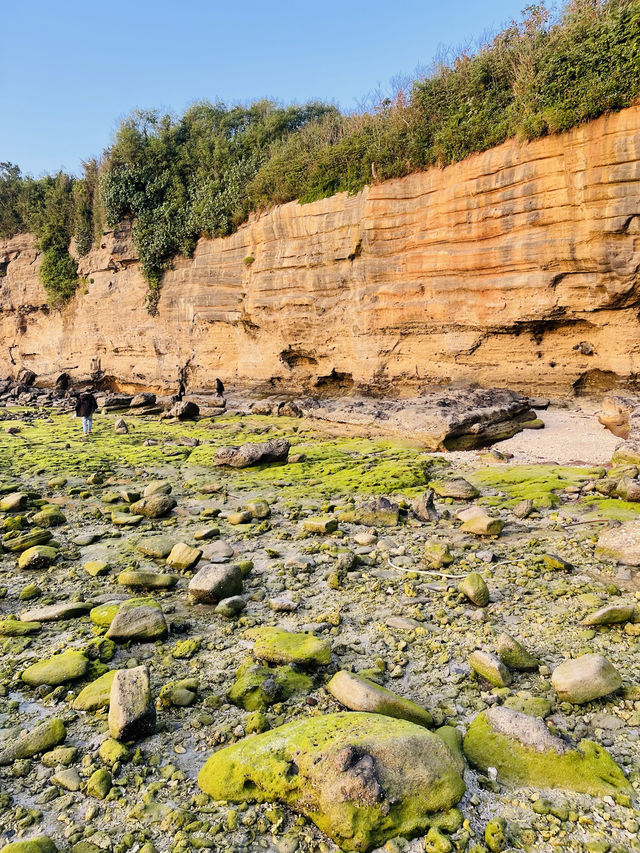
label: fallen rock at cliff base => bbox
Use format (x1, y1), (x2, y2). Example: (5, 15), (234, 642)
(197, 712), (465, 852)
(463, 705), (630, 796)
(214, 438), (290, 468)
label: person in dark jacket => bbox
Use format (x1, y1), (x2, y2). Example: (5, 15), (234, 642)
(75, 391), (98, 438)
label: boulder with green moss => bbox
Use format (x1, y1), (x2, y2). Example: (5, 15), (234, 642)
(247, 626), (331, 666)
(463, 706), (631, 796)
(327, 670), (433, 727)
(496, 633), (539, 671)
(0, 717), (66, 765)
(32, 506), (66, 528)
(198, 711), (465, 852)
(0, 837), (58, 852)
(0, 619), (41, 636)
(227, 659), (312, 710)
(72, 670), (116, 710)
(18, 545), (57, 570)
(3, 528), (53, 553)
(90, 603), (119, 627)
(22, 649), (89, 687)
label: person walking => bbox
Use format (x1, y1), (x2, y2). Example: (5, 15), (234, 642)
(75, 390), (98, 438)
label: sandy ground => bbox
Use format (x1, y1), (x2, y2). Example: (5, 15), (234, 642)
(490, 405), (621, 466)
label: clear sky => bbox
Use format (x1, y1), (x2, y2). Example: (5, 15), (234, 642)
(2, 0), (531, 177)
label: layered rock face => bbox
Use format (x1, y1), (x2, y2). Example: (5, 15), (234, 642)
(1, 106), (639, 396)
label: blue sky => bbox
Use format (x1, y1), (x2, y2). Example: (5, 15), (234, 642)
(2, 0), (531, 176)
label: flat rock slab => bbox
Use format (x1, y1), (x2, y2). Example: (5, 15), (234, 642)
(20, 602), (91, 622)
(301, 388), (536, 451)
(197, 712), (465, 852)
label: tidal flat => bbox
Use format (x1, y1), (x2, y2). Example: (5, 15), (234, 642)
(0, 407), (639, 853)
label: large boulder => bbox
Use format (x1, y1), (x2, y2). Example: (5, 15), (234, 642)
(198, 712), (465, 852)
(188, 563), (243, 603)
(214, 439), (290, 468)
(22, 649), (89, 687)
(463, 705), (630, 796)
(129, 495), (176, 518)
(168, 400), (199, 420)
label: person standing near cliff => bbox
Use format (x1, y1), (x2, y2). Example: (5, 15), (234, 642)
(75, 391), (98, 439)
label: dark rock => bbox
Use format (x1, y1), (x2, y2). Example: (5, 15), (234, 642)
(214, 439), (290, 468)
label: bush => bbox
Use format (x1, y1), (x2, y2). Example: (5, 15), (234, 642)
(39, 245), (79, 305)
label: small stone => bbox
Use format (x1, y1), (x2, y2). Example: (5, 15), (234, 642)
(542, 553), (573, 571)
(246, 500), (270, 519)
(551, 654), (621, 704)
(32, 506), (66, 528)
(512, 499), (534, 519)
(496, 633), (539, 671)
(202, 540), (234, 563)
(129, 495), (177, 518)
(117, 570), (179, 589)
(20, 602), (91, 622)
(215, 596), (246, 618)
(460, 512), (504, 537)
(247, 626), (331, 666)
(114, 418), (128, 434)
(108, 666), (155, 741)
(458, 573), (489, 606)
(41, 746), (78, 768)
(106, 597), (167, 641)
(468, 650), (511, 687)
(166, 542), (202, 572)
(98, 738), (131, 765)
(72, 670), (117, 711)
(269, 597), (298, 612)
(86, 768), (112, 799)
(84, 560), (109, 577)
(189, 563), (243, 603)
(303, 516), (338, 534)
(51, 767), (82, 792)
(143, 480), (171, 497)
(580, 604), (635, 626)
(136, 535), (175, 558)
(423, 542), (453, 568)
(227, 510), (253, 525)
(430, 478), (479, 500)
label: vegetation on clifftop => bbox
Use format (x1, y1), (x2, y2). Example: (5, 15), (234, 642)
(1, 0), (639, 309)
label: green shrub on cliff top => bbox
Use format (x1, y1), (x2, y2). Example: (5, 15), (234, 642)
(1, 0), (640, 311)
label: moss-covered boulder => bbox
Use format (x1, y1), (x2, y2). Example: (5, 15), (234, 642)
(72, 670), (116, 710)
(0, 493), (28, 512)
(0, 717), (66, 765)
(327, 670), (433, 728)
(458, 573), (489, 606)
(0, 618), (41, 636)
(197, 712), (465, 852)
(18, 545), (57, 570)
(3, 528), (52, 553)
(22, 649), (89, 687)
(227, 659), (312, 710)
(247, 626), (331, 666)
(463, 706), (631, 796)
(32, 506), (66, 528)
(0, 837), (58, 852)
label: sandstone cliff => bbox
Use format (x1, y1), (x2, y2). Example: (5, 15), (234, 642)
(1, 106), (639, 397)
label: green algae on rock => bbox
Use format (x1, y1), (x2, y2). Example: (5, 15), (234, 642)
(72, 670), (117, 710)
(197, 712), (465, 852)
(327, 670), (433, 728)
(0, 837), (58, 852)
(227, 659), (312, 710)
(22, 649), (89, 687)
(0, 618), (41, 636)
(0, 717), (66, 765)
(106, 597), (167, 641)
(90, 603), (120, 627)
(18, 545), (57, 570)
(247, 626), (331, 666)
(463, 706), (631, 796)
